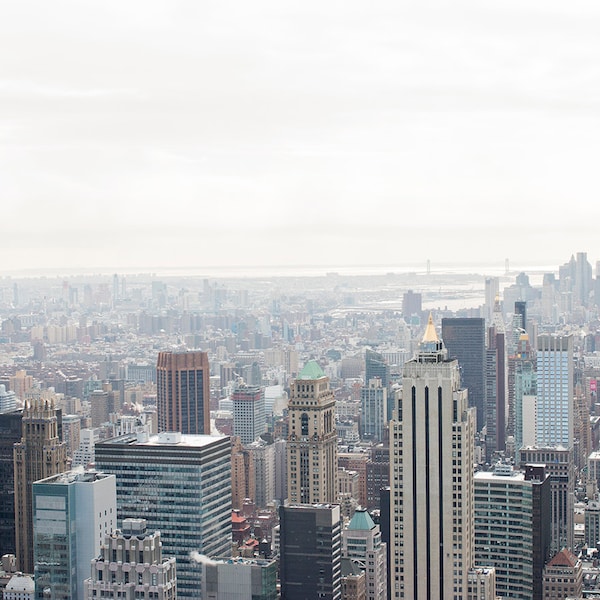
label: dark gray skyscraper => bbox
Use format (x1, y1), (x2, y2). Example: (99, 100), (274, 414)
(279, 503), (342, 600)
(441, 318), (486, 430)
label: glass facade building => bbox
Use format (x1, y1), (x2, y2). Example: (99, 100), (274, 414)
(95, 431), (231, 600)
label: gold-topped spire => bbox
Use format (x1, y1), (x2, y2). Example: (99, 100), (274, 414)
(422, 312), (439, 343)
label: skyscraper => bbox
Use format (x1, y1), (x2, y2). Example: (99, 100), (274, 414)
(365, 349), (389, 389)
(536, 334), (573, 447)
(231, 381), (266, 445)
(0, 409), (22, 556)
(14, 400), (68, 573)
(156, 350), (210, 435)
(95, 431), (231, 600)
(360, 378), (387, 442)
(485, 321), (506, 461)
(473, 464), (550, 600)
(33, 469), (116, 600)
(441, 317), (486, 430)
(390, 315), (475, 599)
(287, 360), (337, 504)
(279, 503), (342, 600)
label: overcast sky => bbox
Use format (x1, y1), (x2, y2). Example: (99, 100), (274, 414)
(2, 0), (600, 274)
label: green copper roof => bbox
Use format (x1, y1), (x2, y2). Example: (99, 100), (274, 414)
(298, 360), (325, 380)
(347, 509), (375, 531)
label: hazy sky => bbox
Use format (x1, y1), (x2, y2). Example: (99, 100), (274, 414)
(2, 0), (600, 273)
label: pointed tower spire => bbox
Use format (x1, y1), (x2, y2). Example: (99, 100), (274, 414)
(422, 312), (439, 343)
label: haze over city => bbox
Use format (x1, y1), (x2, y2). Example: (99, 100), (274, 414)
(3, 0), (600, 273)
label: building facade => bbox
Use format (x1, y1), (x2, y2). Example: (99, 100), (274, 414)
(390, 315), (475, 599)
(441, 317), (486, 430)
(83, 518), (177, 600)
(33, 469), (116, 600)
(232, 382), (266, 445)
(360, 379), (387, 442)
(13, 400), (68, 573)
(156, 351), (210, 435)
(95, 431), (231, 600)
(287, 361), (338, 504)
(279, 503), (342, 600)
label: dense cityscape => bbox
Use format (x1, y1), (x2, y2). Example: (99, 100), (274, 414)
(0, 252), (598, 599)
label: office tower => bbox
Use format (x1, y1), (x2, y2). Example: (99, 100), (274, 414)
(33, 470), (116, 600)
(390, 315), (475, 599)
(474, 464), (550, 600)
(574, 251), (593, 307)
(14, 400), (68, 573)
(402, 290), (422, 320)
(541, 549), (582, 600)
(441, 317), (486, 430)
(514, 301), (527, 332)
(360, 379), (387, 442)
(232, 381), (266, 445)
(96, 431), (231, 600)
(341, 509), (387, 600)
(279, 503), (342, 600)
(519, 446), (574, 552)
(536, 335), (573, 447)
(365, 349), (389, 389)
(62, 414), (81, 458)
(83, 518), (177, 600)
(203, 557), (277, 600)
(379, 487), (391, 600)
(287, 361), (337, 504)
(156, 351), (210, 435)
(0, 410), (23, 556)
(485, 322), (506, 460)
(510, 332), (536, 452)
(248, 439), (275, 509)
(0, 409), (22, 555)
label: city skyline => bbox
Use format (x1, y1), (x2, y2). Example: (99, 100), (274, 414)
(3, 0), (600, 272)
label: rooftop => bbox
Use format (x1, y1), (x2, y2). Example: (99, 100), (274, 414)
(297, 360), (326, 380)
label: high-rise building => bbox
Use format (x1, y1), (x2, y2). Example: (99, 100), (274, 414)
(365, 350), (389, 389)
(279, 503), (342, 600)
(95, 431), (231, 600)
(83, 518), (177, 600)
(232, 381), (266, 445)
(441, 317), (486, 430)
(33, 469), (116, 600)
(0, 409), (22, 556)
(510, 332), (536, 452)
(390, 315), (475, 599)
(485, 322), (506, 460)
(484, 277), (499, 323)
(287, 361), (337, 504)
(14, 400), (68, 573)
(248, 439), (275, 509)
(473, 464), (550, 600)
(360, 379), (387, 442)
(519, 446), (574, 553)
(402, 290), (422, 321)
(156, 351), (210, 435)
(341, 509), (387, 600)
(535, 334), (573, 447)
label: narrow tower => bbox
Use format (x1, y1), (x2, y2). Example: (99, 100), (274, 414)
(287, 361), (337, 504)
(390, 314), (475, 599)
(13, 400), (68, 573)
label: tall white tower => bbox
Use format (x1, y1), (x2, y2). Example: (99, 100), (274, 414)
(390, 314), (475, 599)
